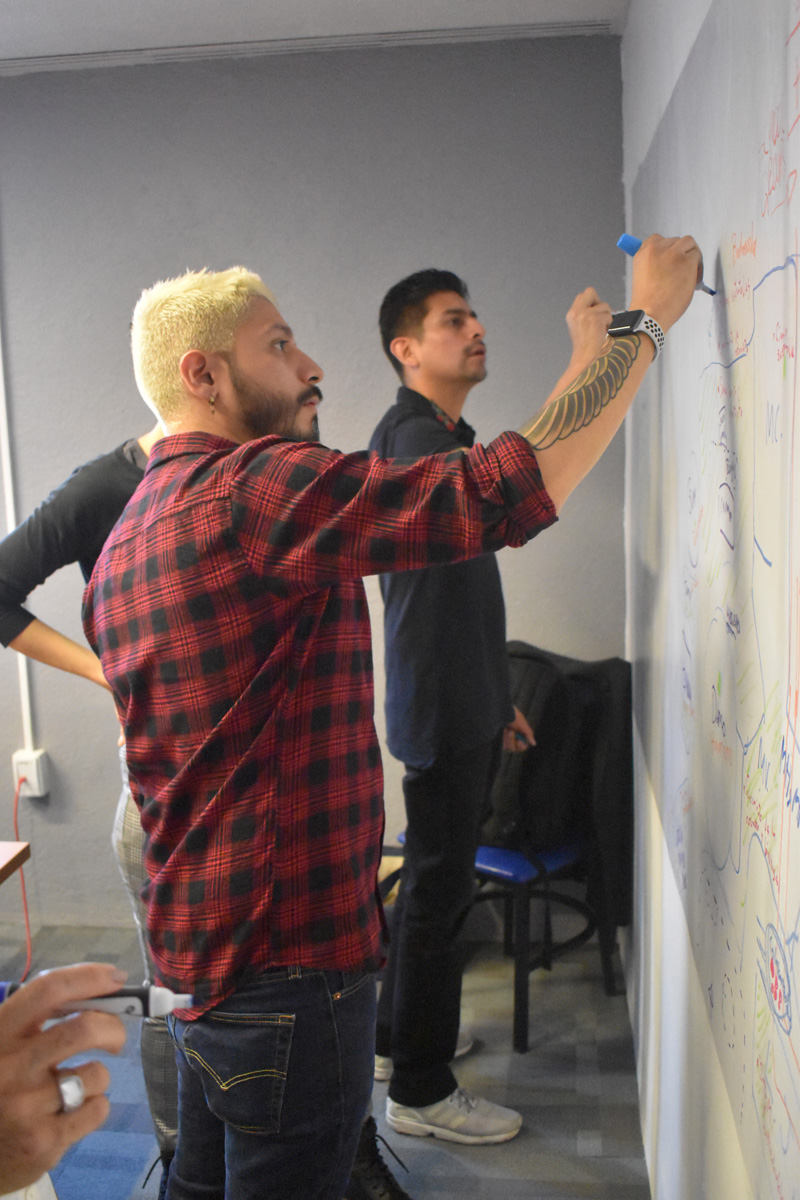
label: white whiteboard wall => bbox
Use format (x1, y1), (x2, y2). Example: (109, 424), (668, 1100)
(626, 1), (800, 1194)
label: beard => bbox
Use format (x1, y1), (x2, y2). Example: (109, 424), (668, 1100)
(228, 361), (321, 443)
(464, 352), (487, 382)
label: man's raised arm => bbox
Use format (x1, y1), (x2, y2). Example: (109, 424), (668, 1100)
(521, 234), (701, 512)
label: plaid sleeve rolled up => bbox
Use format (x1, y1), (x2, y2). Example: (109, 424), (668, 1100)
(229, 429), (553, 585)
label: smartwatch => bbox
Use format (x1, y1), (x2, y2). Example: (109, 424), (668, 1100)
(607, 310), (665, 359)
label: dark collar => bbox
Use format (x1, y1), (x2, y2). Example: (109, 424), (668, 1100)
(395, 386), (475, 441)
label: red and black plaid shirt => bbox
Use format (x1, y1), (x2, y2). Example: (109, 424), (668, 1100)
(82, 430), (556, 1017)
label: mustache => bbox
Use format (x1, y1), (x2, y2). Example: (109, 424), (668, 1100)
(298, 385), (323, 405)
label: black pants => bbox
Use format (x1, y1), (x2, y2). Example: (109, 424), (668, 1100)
(376, 734), (502, 1107)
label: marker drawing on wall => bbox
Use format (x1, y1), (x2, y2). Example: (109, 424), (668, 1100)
(628, 2), (800, 1196)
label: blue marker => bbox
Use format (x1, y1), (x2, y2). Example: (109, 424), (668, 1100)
(617, 233), (716, 296)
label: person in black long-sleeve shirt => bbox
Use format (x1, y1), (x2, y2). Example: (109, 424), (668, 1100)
(0, 439), (150, 673)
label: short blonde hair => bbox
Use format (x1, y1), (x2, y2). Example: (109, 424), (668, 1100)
(131, 267), (276, 421)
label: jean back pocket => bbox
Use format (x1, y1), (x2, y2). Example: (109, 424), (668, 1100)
(182, 1009), (295, 1134)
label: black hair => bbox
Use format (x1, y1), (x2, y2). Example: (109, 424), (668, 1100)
(379, 268), (469, 380)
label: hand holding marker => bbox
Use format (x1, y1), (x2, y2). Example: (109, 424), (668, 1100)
(617, 233), (716, 296)
(0, 981), (193, 1017)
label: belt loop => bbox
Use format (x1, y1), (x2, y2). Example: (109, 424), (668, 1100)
(289, 965), (302, 979)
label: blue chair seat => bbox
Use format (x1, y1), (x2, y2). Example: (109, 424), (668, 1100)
(473, 842), (584, 883)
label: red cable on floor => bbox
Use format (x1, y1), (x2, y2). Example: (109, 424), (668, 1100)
(12, 773), (33, 982)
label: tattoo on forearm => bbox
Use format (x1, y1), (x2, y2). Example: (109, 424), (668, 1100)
(519, 336), (640, 450)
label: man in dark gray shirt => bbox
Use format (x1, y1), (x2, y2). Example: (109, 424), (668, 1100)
(369, 269), (613, 1143)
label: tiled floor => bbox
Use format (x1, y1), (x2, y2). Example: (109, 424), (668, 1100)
(0, 921), (651, 1199)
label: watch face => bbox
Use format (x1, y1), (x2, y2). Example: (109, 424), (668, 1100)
(608, 309), (644, 336)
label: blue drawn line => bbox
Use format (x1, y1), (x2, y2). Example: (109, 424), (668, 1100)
(754, 535), (773, 567)
(702, 253), (800, 374)
(742, 715), (766, 758)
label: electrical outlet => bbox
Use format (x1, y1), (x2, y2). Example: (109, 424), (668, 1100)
(12, 749), (49, 798)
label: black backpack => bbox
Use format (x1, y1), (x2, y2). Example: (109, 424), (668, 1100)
(481, 641), (634, 928)
(481, 642), (597, 853)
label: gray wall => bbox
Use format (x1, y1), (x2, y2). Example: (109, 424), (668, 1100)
(0, 36), (625, 927)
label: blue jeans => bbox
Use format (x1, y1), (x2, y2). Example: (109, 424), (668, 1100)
(166, 966), (376, 1199)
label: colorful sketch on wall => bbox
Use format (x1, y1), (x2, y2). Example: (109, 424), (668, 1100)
(628, 2), (800, 1195)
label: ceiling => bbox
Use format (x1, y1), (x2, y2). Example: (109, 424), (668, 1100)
(0, 0), (631, 75)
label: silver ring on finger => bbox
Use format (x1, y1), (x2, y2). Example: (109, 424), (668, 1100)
(57, 1073), (85, 1113)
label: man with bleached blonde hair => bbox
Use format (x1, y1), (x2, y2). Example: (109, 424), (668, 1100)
(112, 266), (412, 1200)
(85, 239), (700, 1197)
(131, 267), (275, 423)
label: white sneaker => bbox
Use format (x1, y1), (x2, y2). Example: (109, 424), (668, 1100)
(374, 1027), (474, 1082)
(374, 1053), (394, 1082)
(386, 1086), (522, 1144)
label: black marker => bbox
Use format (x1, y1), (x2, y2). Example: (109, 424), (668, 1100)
(0, 982), (193, 1017)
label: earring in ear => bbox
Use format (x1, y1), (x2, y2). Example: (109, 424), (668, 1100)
(208, 393), (217, 415)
